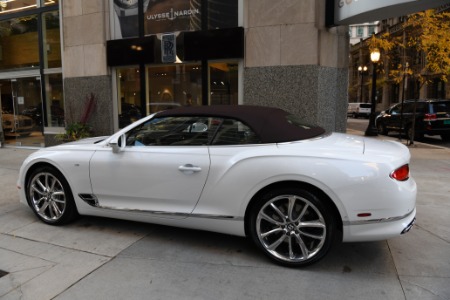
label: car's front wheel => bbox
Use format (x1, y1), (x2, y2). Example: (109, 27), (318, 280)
(248, 187), (336, 267)
(26, 166), (78, 225)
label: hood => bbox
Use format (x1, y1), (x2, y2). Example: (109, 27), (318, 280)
(47, 136), (109, 151)
(62, 136), (109, 145)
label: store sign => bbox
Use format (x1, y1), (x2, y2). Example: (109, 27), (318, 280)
(333, 0), (450, 24)
(161, 34), (176, 63)
(146, 8), (200, 22)
(145, 0), (201, 35)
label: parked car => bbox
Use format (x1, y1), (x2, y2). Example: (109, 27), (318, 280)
(1, 111), (34, 137)
(347, 102), (371, 118)
(18, 105), (416, 267)
(375, 99), (450, 141)
(22, 106), (43, 128)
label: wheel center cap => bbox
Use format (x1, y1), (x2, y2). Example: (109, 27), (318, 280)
(287, 223), (295, 231)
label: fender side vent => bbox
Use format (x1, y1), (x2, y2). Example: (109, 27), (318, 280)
(79, 194), (99, 207)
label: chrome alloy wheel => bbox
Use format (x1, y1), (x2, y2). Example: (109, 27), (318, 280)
(29, 172), (67, 222)
(256, 195), (326, 263)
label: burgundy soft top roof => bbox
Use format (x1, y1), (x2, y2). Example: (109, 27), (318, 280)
(155, 105), (326, 143)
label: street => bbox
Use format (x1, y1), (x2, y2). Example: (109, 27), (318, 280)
(347, 117), (450, 148)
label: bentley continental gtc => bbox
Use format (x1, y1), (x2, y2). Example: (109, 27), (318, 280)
(18, 105), (416, 267)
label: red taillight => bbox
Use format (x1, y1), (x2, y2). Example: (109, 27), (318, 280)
(424, 113), (437, 121)
(390, 164), (410, 181)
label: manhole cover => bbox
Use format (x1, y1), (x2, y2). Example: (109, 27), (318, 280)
(0, 270), (8, 278)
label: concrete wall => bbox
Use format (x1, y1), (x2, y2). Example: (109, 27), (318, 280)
(243, 0), (349, 132)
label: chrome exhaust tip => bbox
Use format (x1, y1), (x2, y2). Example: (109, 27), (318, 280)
(401, 217), (416, 234)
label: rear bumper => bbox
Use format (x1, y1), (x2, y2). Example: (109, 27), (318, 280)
(342, 208), (416, 242)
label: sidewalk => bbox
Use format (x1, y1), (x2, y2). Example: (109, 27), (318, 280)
(0, 133), (449, 300)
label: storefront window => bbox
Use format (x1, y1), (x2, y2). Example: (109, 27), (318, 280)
(0, 0), (41, 15)
(144, 0), (201, 36)
(43, 11), (61, 68)
(209, 62), (238, 105)
(0, 15), (39, 70)
(44, 73), (64, 127)
(147, 64), (202, 113)
(0, 76), (44, 147)
(208, 0), (238, 29)
(117, 67), (142, 128)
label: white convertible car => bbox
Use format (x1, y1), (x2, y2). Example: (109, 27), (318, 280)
(18, 105), (416, 267)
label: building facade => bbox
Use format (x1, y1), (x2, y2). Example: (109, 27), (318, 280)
(0, 0), (349, 147)
(348, 21), (378, 45)
(349, 7), (450, 112)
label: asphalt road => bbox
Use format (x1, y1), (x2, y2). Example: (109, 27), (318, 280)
(347, 117), (450, 148)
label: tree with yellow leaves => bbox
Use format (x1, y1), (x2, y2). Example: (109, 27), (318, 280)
(367, 8), (450, 94)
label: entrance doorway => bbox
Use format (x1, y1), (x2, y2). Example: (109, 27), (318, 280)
(0, 77), (44, 147)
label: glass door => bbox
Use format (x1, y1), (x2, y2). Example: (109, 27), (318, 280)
(0, 77), (44, 147)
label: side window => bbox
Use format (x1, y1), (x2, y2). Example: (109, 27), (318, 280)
(390, 104), (402, 115)
(212, 119), (261, 145)
(402, 103), (414, 114)
(125, 116), (220, 146)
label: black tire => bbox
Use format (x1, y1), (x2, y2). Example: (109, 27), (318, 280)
(248, 187), (336, 267)
(26, 166), (78, 225)
(376, 122), (387, 135)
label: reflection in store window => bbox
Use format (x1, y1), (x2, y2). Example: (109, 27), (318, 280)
(43, 0), (58, 7)
(45, 73), (64, 127)
(43, 11), (61, 68)
(209, 62), (238, 105)
(0, 15), (39, 70)
(0, 0), (56, 14)
(207, 0), (238, 29)
(147, 64), (202, 113)
(117, 67), (142, 128)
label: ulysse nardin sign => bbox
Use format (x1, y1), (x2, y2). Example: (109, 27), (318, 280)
(328, 0), (450, 25)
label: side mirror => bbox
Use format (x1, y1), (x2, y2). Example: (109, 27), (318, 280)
(110, 133), (126, 153)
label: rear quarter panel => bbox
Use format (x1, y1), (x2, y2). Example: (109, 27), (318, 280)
(194, 136), (414, 227)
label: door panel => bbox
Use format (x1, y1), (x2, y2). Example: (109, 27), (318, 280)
(89, 146), (210, 217)
(0, 77), (44, 147)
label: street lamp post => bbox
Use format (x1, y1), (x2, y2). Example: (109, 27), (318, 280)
(358, 66), (368, 102)
(365, 48), (381, 136)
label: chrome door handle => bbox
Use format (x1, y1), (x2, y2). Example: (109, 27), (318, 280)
(178, 164), (202, 174)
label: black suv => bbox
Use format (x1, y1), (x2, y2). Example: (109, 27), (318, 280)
(375, 99), (450, 141)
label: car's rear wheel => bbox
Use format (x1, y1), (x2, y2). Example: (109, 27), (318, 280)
(26, 166), (78, 225)
(248, 187), (335, 267)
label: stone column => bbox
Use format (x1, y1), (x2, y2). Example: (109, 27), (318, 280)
(243, 0), (349, 132)
(61, 0), (113, 136)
